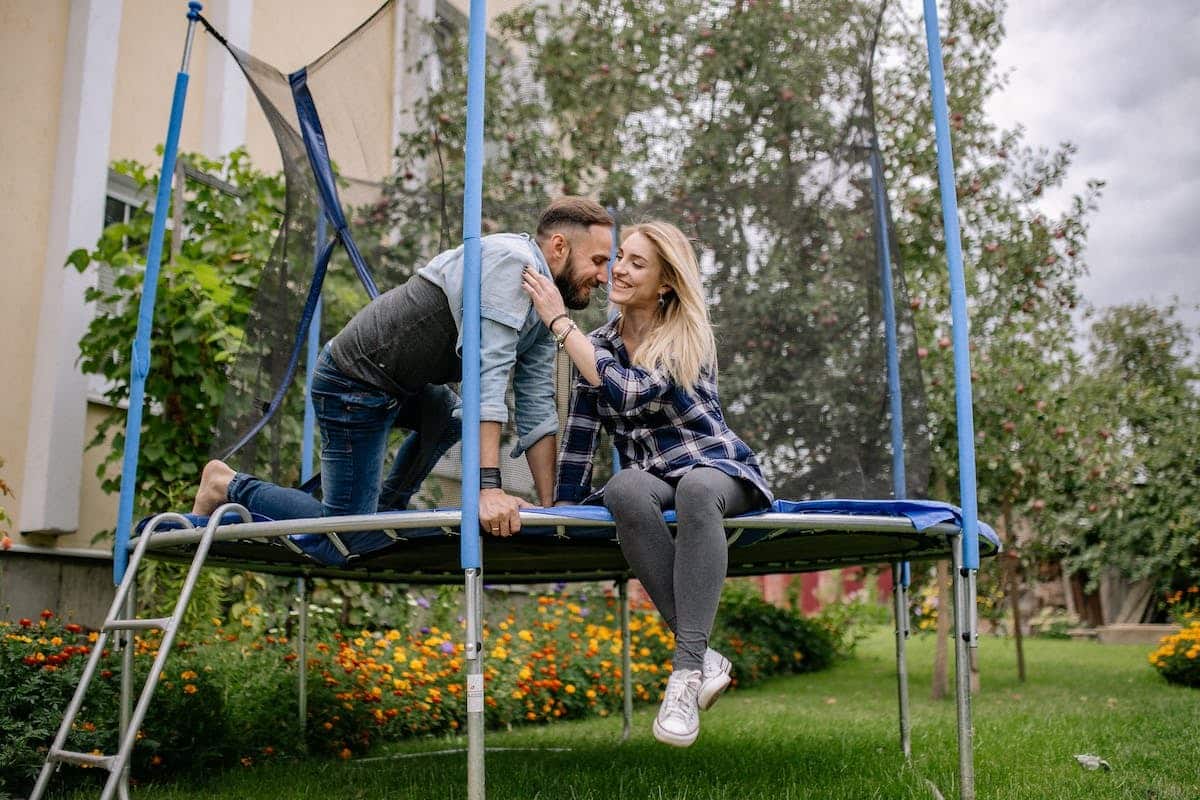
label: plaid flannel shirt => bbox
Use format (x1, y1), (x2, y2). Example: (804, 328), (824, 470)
(554, 318), (773, 506)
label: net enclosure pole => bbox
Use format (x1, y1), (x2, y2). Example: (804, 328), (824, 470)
(869, 145), (912, 759)
(112, 1), (204, 584)
(922, 1), (980, 796)
(461, 0), (488, 797)
(295, 213), (324, 738)
(921, 2), (981, 571)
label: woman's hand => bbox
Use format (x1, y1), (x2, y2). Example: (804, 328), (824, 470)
(521, 266), (568, 332)
(523, 264), (602, 386)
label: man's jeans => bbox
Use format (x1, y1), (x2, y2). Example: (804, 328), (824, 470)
(227, 346), (461, 564)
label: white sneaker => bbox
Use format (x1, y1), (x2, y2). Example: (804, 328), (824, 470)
(653, 669), (702, 747)
(699, 648), (732, 711)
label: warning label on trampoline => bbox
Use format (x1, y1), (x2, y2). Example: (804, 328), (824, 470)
(467, 674), (484, 713)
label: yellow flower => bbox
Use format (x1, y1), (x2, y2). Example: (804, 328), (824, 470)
(180, 670), (198, 680)
(491, 645), (509, 660)
(183, 684), (197, 694)
(518, 629), (533, 642)
(565, 684), (576, 694)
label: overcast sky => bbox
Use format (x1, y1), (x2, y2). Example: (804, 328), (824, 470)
(982, 0), (1199, 348)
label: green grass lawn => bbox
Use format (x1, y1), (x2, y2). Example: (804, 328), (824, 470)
(67, 628), (1198, 799)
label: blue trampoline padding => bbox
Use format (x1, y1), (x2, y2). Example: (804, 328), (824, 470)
(135, 499), (998, 571)
(135, 510), (276, 534)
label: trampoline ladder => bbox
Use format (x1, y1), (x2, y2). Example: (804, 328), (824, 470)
(29, 506), (241, 800)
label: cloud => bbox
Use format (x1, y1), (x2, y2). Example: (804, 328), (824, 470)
(985, 0), (1200, 340)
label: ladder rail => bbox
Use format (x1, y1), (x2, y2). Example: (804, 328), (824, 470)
(28, 512), (195, 799)
(28, 507), (244, 800)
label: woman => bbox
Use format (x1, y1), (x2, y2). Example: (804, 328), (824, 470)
(522, 220), (773, 747)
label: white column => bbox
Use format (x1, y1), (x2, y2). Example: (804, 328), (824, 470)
(20, 0), (123, 535)
(201, 0), (251, 159)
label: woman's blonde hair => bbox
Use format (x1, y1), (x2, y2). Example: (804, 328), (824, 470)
(619, 221), (716, 393)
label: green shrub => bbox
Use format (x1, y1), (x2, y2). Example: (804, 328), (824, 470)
(0, 613), (299, 795)
(710, 585), (837, 683)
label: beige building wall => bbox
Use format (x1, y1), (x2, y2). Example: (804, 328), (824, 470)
(0, 2), (70, 544)
(1, 0), (533, 623)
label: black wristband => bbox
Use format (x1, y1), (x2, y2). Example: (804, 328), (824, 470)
(548, 312), (570, 335)
(480, 467), (502, 490)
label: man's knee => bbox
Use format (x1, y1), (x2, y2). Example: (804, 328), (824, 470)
(420, 386), (462, 436)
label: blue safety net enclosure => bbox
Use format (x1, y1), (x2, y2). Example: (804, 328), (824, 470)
(204, 0), (932, 511)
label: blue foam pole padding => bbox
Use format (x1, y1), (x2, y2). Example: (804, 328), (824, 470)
(113, 69), (192, 585)
(923, 0), (980, 570)
(459, 0), (488, 570)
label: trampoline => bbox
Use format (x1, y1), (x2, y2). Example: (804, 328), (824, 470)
(31, 1), (992, 799)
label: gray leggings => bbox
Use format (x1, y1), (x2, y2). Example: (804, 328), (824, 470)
(603, 467), (758, 671)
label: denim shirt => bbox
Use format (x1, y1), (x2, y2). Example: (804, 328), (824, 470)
(418, 233), (558, 457)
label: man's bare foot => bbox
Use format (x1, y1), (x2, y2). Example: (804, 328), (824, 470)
(192, 460), (236, 516)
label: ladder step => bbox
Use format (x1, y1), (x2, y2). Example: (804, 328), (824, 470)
(103, 617), (171, 632)
(49, 748), (115, 770)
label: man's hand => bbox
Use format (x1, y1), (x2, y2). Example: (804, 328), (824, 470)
(479, 488), (534, 537)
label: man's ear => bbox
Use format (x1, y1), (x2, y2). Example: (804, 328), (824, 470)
(552, 232), (570, 258)
(544, 231), (570, 273)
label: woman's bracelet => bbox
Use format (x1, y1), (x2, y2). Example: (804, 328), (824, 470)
(554, 320), (578, 350)
(547, 312), (571, 336)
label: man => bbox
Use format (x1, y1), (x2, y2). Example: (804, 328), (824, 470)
(192, 197), (614, 564)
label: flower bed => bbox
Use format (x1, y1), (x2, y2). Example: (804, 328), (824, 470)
(1, 589), (836, 794)
(1147, 585), (1200, 688)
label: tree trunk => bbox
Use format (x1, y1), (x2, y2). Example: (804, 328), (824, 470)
(1001, 502), (1026, 681)
(932, 558), (950, 700)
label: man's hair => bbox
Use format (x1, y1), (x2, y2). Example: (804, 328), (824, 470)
(535, 196), (614, 241)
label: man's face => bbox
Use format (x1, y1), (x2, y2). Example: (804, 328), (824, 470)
(555, 224), (613, 310)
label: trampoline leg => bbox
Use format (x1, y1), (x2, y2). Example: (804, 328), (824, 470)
(951, 538), (976, 800)
(464, 568), (485, 800)
(618, 579), (632, 742)
(891, 563), (911, 759)
(297, 577), (309, 742)
(118, 587), (135, 800)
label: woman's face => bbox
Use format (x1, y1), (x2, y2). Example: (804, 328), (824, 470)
(610, 231), (669, 311)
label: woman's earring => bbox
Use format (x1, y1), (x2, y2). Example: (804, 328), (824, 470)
(658, 293), (667, 309)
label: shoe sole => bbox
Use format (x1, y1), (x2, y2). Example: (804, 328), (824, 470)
(652, 718), (699, 747)
(698, 671), (731, 711)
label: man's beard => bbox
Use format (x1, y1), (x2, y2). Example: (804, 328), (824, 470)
(555, 246), (593, 310)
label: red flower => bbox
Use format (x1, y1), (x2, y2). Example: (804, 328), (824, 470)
(65, 623), (83, 634)
(40, 609), (54, 619)
(18, 618), (32, 628)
